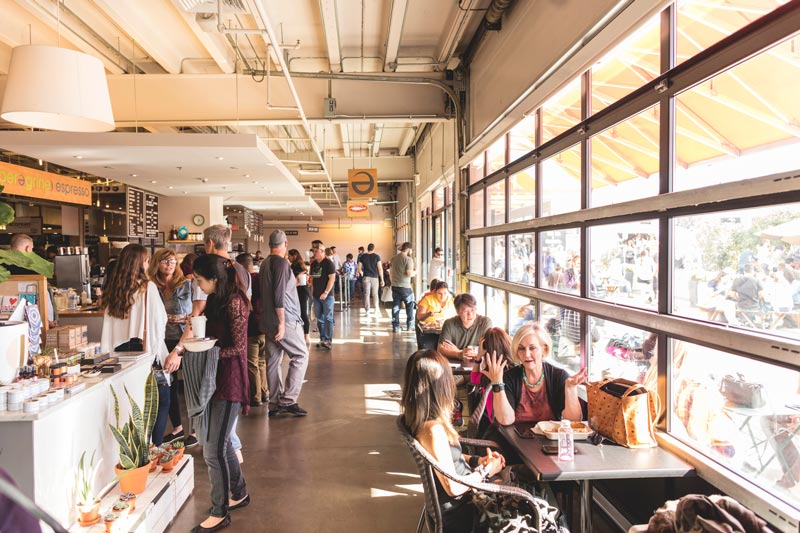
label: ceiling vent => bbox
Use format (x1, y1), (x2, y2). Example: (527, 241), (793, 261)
(175, 0), (247, 14)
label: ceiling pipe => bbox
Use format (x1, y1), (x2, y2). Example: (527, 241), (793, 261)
(246, 0), (341, 207)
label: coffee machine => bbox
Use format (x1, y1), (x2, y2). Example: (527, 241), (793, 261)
(54, 252), (91, 302)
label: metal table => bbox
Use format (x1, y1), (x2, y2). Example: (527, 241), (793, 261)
(499, 425), (695, 533)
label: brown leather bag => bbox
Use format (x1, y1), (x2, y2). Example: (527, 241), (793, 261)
(586, 378), (660, 448)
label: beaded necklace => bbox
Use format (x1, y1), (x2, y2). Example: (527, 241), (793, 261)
(523, 370), (544, 388)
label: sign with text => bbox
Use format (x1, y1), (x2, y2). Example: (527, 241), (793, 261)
(285, 230), (299, 236)
(0, 161), (92, 205)
(127, 187), (145, 237)
(307, 225), (319, 233)
(346, 200), (370, 218)
(347, 168), (378, 199)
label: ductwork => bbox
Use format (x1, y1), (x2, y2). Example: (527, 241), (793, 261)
(485, 0), (515, 28)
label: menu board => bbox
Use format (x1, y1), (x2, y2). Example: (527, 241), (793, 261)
(127, 187), (145, 237)
(145, 193), (159, 238)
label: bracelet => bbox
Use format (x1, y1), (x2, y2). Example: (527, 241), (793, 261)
(175, 345), (185, 355)
(474, 463), (490, 481)
(490, 382), (505, 393)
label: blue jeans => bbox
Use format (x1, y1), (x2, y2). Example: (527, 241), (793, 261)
(391, 287), (415, 329)
(313, 293), (335, 342)
(151, 382), (171, 446)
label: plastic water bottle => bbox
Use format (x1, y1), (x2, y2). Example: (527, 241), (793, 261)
(558, 419), (574, 462)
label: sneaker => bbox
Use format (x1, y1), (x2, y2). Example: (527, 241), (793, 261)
(261, 392), (268, 403)
(268, 406), (286, 417)
(284, 403), (308, 416)
(163, 429), (184, 443)
(185, 434), (199, 448)
(321, 341), (332, 350)
(250, 400), (263, 407)
(392, 325), (398, 333)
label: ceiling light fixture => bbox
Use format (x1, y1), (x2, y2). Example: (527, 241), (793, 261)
(0, 45), (115, 132)
(130, 174), (137, 177)
(216, 156), (224, 160)
(168, 186), (174, 189)
(150, 180), (157, 184)
(73, 155), (83, 159)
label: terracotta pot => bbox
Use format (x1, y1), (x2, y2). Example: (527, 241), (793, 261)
(77, 499), (101, 525)
(148, 458), (157, 473)
(174, 448), (185, 461)
(103, 513), (119, 533)
(114, 463), (150, 495)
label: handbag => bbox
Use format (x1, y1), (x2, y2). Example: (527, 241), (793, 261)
(719, 374), (767, 408)
(586, 378), (659, 448)
(381, 285), (393, 302)
(471, 491), (568, 533)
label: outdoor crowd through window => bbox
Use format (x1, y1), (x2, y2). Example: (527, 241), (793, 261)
(463, 0), (800, 511)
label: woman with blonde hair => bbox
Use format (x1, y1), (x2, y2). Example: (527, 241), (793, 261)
(148, 249), (194, 446)
(402, 349), (506, 532)
(100, 243), (172, 445)
(486, 322), (586, 426)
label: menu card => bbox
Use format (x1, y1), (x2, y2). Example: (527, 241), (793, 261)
(127, 187), (144, 237)
(145, 193), (158, 238)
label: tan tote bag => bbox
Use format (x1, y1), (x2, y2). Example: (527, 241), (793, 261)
(586, 377), (660, 448)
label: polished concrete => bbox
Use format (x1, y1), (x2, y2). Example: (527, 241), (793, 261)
(167, 304), (617, 532)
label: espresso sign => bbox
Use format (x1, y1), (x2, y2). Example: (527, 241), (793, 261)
(347, 168), (377, 199)
(0, 161), (92, 205)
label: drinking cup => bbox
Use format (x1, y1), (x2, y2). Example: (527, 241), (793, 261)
(190, 316), (207, 339)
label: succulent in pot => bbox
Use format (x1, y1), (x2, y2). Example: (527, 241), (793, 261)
(171, 440), (185, 460)
(118, 492), (137, 512)
(111, 501), (130, 517)
(159, 450), (177, 471)
(74, 450), (103, 525)
(103, 512), (120, 533)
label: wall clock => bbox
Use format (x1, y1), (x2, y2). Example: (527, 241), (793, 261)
(192, 214), (205, 226)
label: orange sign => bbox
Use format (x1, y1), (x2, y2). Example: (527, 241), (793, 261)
(347, 168), (378, 199)
(346, 200), (370, 218)
(0, 161), (92, 205)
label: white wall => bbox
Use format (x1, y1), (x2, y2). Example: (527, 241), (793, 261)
(158, 195), (225, 236)
(415, 121), (456, 195)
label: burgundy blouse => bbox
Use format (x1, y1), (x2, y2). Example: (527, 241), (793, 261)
(206, 293), (250, 415)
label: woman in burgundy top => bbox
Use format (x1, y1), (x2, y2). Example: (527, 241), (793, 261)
(191, 254), (251, 533)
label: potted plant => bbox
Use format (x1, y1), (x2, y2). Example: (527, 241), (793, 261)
(171, 440), (185, 461)
(103, 512), (120, 533)
(159, 451), (176, 472)
(74, 450), (102, 525)
(109, 372), (158, 494)
(111, 500), (130, 517)
(118, 492), (137, 512)
(148, 451), (158, 472)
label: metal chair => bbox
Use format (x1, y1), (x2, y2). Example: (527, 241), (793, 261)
(395, 415), (549, 533)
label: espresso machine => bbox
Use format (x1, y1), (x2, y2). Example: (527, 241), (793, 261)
(54, 251), (91, 303)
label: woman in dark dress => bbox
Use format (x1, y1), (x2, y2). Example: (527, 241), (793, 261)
(190, 254), (251, 533)
(288, 248), (311, 344)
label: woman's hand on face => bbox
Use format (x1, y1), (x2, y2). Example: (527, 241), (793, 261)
(481, 351), (506, 383)
(565, 367), (588, 389)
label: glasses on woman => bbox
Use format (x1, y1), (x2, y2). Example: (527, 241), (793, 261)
(160, 259), (178, 265)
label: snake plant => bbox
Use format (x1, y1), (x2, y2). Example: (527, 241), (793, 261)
(74, 450), (101, 506)
(109, 372), (158, 470)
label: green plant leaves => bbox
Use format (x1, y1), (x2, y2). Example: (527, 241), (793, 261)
(110, 376), (158, 470)
(0, 250), (54, 278)
(0, 186), (13, 226)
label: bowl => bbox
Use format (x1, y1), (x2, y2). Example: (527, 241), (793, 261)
(182, 337), (217, 352)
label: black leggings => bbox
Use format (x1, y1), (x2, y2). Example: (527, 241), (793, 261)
(297, 286), (310, 334)
(165, 338), (182, 428)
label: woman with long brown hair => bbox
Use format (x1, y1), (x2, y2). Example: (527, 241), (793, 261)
(148, 249), (194, 447)
(100, 244), (171, 444)
(467, 327), (513, 438)
(287, 248), (311, 344)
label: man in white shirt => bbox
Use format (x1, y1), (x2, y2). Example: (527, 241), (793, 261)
(427, 247), (445, 284)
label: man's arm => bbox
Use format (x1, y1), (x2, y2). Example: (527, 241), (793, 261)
(406, 256), (416, 278)
(378, 261), (385, 286)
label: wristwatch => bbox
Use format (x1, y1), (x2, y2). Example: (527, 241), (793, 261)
(491, 382), (505, 393)
(175, 345), (186, 356)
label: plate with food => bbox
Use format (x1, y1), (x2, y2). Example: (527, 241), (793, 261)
(532, 420), (593, 440)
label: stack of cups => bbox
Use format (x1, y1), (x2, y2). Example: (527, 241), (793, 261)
(7, 387), (24, 411)
(0, 387), (7, 411)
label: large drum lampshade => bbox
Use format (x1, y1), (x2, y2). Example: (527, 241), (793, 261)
(1, 45), (115, 132)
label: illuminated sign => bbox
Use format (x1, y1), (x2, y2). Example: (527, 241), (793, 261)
(347, 200), (370, 218)
(0, 161), (92, 205)
(347, 168), (378, 199)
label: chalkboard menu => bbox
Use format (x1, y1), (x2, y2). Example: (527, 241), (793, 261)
(145, 193), (158, 238)
(127, 187), (145, 237)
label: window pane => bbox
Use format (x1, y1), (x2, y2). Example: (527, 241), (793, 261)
(590, 106), (660, 207)
(487, 236), (506, 280)
(676, 0), (777, 67)
(541, 77), (582, 144)
(540, 228), (581, 294)
(469, 281), (486, 315)
(486, 179), (506, 226)
(674, 34), (800, 191)
(541, 144), (581, 216)
(589, 317), (655, 384)
(509, 293), (536, 336)
(509, 166), (535, 223)
(509, 233), (535, 286)
(469, 155), (485, 185)
(487, 136), (507, 174)
(469, 237), (485, 276)
(591, 14), (660, 114)
(589, 221), (659, 310)
(433, 186), (445, 211)
(509, 113), (537, 162)
(668, 339), (800, 507)
(540, 303), (582, 372)
(487, 287), (508, 331)
(469, 189), (484, 229)
(672, 204), (800, 340)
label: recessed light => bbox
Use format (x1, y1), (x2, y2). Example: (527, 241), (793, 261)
(105, 204), (110, 208)
(168, 186), (174, 189)
(130, 174), (137, 177)
(252, 181), (258, 184)
(202, 178), (209, 183)
(244, 174), (250, 178)
(183, 191), (188, 195)
(266, 163), (275, 166)
(150, 180), (157, 184)
(216, 156), (224, 160)
(73, 155), (83, 159)
(37, 159), (42, 166)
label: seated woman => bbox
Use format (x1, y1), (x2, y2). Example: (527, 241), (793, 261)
(416, 280), (456, 350)
(402, 349), (506, 533)
(488, 323), (587, 427)
(467, 328), (514, 438)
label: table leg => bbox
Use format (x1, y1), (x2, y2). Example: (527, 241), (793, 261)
(580, 479), (592, 533)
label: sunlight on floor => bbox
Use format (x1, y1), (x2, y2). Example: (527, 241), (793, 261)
(370, 472), (424, 497)
(364, 383), (402, 415)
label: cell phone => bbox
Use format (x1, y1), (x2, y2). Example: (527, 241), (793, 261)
(542, 444), (559, 455)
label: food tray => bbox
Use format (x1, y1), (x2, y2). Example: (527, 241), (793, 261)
(532, 420), (593, 440)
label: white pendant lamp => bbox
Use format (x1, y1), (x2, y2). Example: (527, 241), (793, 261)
(1, 45), (115, 132)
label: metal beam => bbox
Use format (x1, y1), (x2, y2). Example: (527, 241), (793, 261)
(318, 0), (342, 73)
(383, 0), (409, 72)
(372, 124), (383, 157)
(340, 124), (350, 158)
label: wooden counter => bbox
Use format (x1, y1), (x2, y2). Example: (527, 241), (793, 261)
(57, 307), (104, 342)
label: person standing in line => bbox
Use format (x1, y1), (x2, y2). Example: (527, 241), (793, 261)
(342, 253), (358, 302)
(236, 253), (267, 408)
(358, 243), (384, 313)
(355, 246), (366, 299)
(427, 246), (445, 284)
(190, 254), (250, 533)
(389, 242), (417, 333)
(148, 249), (197, 447)
(260, 231), (310, 417)
(288, 248), (311, 344)
(309, 241), (336, 350)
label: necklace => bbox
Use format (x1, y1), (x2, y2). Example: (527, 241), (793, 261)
(523, 370), (544, 388)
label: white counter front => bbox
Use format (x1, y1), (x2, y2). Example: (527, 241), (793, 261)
(0, 354), (153, 527)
